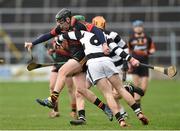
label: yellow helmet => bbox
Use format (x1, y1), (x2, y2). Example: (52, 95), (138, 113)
(92, 16), (106, 29)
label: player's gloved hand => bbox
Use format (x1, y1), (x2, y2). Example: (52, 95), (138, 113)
(24, 42), (33, 51)
(129, 57), (140, 67)
(55, 35), (64, 46)
(102, 43), (110, 55)
(55, 37), (62, 46)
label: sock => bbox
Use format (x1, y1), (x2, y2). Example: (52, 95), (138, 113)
(131, 103), (141, 115)
(78, 110), (86, 120)
(136, 99), (141, 108)
(133, 85), (144, 96)
(115, 112), (124, 123)
(93, 98), (106, 111)
(51, 91), (59, 103)
(54, 101), (59, 112)
(71, 103), (76, 112)
(124, 84), (134, 96)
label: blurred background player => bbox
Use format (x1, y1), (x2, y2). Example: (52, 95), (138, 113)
(44, 39), (77, 118)
(128, 20), (156, 107)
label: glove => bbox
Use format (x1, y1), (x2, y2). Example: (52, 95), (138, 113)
(55, 36), (63, 46)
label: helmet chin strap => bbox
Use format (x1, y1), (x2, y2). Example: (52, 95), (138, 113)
(65, 17), (71, 24)
(134, 31), (144, 37)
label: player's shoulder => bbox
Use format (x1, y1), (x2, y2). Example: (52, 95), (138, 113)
(50, 25), (63, 36)
(104, 30), (118, 35)
(144, 33), (152, 40)
(104, 30), (118, 39)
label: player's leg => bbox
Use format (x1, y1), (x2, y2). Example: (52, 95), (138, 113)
(132, 74), (142, 105)
(140, 76), (148, 93)
(132, 74), (141, 87)
(136, 76), (148, 106)
(36, 59), (82, 108)
(70, 88), (86, 125)
(65, 77), (77, 119)
(53, 59), (82, 93)
(133, 64), (149, 106)
(70, 72), (113, 125)
(108, 74), (149, 125)
(112, 88), (128, 119)
(36, 66), (59, 118)
(48, 67), (60, 118)
(96, 78), (126, 127)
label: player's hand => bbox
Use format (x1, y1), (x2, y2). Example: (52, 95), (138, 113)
(102, 43), (110, 55)
(127, 63), (133, 73)
(55, 35), (63, 46)
(24, 42), (33, 51)
(148, 48), (155, 54)
(47, 49), (55, 55)
(129, 57), (140, 67)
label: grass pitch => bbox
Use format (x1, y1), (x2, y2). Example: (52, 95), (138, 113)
(0, 80), (180, 130)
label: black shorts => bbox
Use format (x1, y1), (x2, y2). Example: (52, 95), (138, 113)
(52, 57), (87, 74)
(51, 64), (63, 72)
(70, 45), (87, 72)
(69, 45), (85, 62)
(131, 55), (149, 77)
(51, 55), (69, 73)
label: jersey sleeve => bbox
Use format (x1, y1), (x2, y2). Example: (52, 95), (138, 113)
(109, 31), (128, 50)
(108, 41), (132, 61)
(127, 37), (133, 53)
(75, 21), (106, 44)
(32, 32), (54, 45)
(57, 31), (82, 46)
(91, 26), (106, 44)
(74, 22), (87, 31)
(50, 26), (62, 36)
(147, 37), (156, 52)
(32, 26), (62, 45)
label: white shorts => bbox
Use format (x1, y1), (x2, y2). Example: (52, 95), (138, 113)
(86, 60), (119, 85)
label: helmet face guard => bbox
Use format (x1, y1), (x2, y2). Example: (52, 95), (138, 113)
(56, 8), (72, 31)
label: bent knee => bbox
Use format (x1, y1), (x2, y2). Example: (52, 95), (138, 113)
(76, 91), (83, 98)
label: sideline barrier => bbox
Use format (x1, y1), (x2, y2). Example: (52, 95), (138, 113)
(0, 65), (51, 82)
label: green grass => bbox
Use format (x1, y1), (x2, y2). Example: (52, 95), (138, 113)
(0, 80), (180, 130)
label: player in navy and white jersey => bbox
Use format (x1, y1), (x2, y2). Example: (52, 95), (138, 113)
(92, 16), (145, 97)
(92, 16), (128, 71)
(57, 30), (149, 127)
(92, 16), (129, 119)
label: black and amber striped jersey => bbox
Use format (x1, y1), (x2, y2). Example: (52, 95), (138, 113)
(128, 33), (155, 57)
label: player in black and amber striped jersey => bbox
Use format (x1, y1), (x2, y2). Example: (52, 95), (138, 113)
(128, 20), (156, 107)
